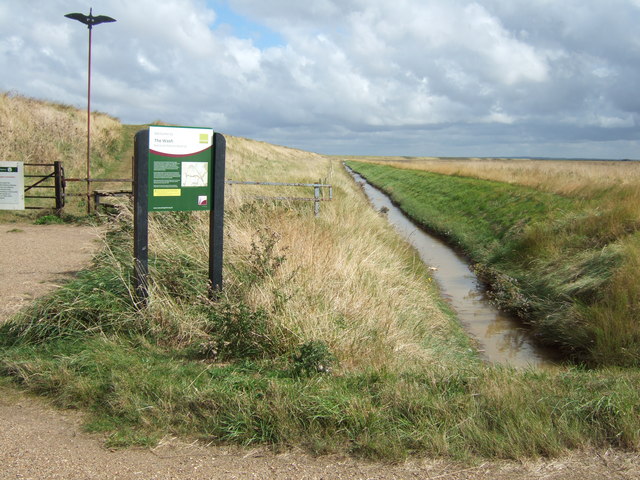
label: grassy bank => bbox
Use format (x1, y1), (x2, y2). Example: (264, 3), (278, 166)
(346, 161), (640, 367)
(0, 92), (123, 172)
(1, 95), (640, 460)
(0, 91), (129, 217)
(345, 155), (640, 196)
(2, 169), (640, 458)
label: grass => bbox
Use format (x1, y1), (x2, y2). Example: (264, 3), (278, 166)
(2, 331), (639, 458)
(1, 94), (639, 461)
(345, 155), (640, 196)
(346, 161), (640, 367)
(0, 92), (122, 172)
(0, 91), (125, 218)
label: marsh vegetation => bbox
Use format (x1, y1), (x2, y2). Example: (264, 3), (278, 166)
(1, 94), (638, 460)
(346, 158), (640, 367)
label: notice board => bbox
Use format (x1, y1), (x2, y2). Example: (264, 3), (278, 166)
(148, 126), (214, 212)
(0, 161), (24, 210)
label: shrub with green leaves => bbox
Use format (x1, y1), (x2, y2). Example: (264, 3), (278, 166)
(291, 340), (335, 377)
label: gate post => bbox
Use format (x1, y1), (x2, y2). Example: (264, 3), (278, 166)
(54, 161), (65, 212)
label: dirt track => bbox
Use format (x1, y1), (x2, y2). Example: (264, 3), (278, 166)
(0, 223), (102, 320)
(0, 223), (639, 479)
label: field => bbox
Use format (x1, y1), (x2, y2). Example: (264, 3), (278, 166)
(346, 158), (640, 367)
(1, 93), (639, 460)
(344, 155), (640, 195)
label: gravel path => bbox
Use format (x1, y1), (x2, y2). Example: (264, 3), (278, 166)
(0, 223), (638, 479)
(0, 223), (102, 321)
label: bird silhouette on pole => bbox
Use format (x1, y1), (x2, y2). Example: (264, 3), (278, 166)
(65, 7), (116, 213)
(64, 8), (116, 29)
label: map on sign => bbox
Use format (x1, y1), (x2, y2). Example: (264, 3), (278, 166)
(181, 162), (208, 187)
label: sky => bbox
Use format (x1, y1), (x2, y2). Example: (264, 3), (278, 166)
(1, 0), (639, 158)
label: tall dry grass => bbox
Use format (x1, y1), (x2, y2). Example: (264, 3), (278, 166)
(352, 156), (640, 197)
(0, 91), (122, 178)
(0, 91), (124, 214)
(137, 136), (471, 373)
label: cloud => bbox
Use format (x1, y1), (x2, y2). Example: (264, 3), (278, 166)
(220, 0), (554, 131)
(0, 0), (638, 158)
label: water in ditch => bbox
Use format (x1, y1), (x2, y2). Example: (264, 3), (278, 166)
(348, 167), (558, 368)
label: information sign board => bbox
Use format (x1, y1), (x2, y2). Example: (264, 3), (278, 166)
(0, 161), (24, 210)
(133, 127), (226, 304)
(148, 126), (214, 212)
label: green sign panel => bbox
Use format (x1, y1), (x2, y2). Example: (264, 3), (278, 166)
(148, 125), (214, 212)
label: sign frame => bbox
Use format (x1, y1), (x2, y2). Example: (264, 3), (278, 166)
(133, 128), (226, 305)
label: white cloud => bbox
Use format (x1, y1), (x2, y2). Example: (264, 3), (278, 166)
(0, 36), (23, 55)
(223, 37), (262, 73)
(595, 115), (635, 129)
(483, 105), (516, 124)
(0, 0), (638, 158)
(136, 53), (160, 73)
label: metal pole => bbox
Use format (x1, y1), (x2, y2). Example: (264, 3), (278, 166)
(64, 9), (115, 215)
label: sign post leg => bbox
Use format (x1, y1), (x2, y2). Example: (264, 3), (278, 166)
(209, 133), (226, 296)
(133, 129), (149, 306)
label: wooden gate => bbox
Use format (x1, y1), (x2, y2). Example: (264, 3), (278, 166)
(24, 162), (65, 210)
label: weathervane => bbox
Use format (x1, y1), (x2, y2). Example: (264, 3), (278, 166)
(64, 8), (116, 213)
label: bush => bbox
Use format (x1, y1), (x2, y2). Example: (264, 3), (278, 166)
(202, 302), (279, 361)
(291, 340), (335, 377)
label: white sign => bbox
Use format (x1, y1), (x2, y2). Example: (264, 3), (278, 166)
(149, 126), (213, 156)
(0, 161), (24, 210)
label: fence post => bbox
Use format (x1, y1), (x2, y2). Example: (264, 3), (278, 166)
(314, 184), (320, 217)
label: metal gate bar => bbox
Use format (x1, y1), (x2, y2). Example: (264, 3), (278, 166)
(226, 180), (332, 217)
